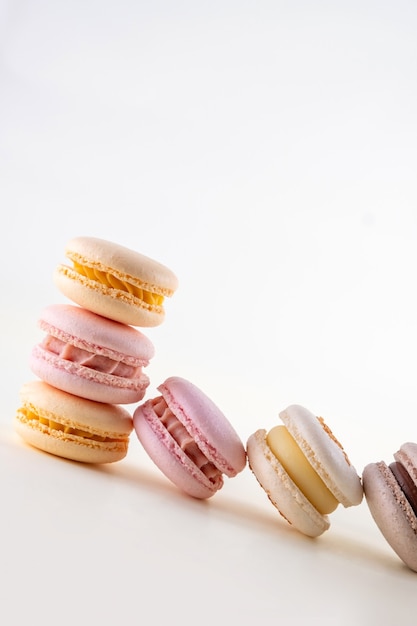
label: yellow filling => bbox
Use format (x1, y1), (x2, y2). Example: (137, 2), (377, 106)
(20, 407), (120, 442)
(73, 261), (164, 306)
(267, 425), (338, 515)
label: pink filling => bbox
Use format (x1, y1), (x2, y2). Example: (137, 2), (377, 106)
(42, 335), (142, 379)
(152, 396), (222, 484)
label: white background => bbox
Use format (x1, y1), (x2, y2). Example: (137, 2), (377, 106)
(1, 1), (417, 624)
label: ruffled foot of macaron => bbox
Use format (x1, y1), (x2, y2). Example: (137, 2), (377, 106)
(363, 443), (417, 573)
(15, 381), (133, 463)
(54, 236), (178, 327)
(246, 405), (363, 537)
(133, 376), (246, 499)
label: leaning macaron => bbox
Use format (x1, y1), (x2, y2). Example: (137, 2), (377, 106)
(362, 443), (417, 573)
(54, 236), (178, 327)
(15, 380), (133, 463)
(133, 376), (246, 499)
(246, 404), (363, 537)
(30, 303), (155, 404)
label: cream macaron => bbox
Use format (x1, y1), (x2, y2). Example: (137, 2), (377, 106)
(15, 380), (133, 463)
(54, 236), (179, 327)
(247, 404), (363, 537)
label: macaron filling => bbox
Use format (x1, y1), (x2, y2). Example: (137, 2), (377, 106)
(73, 261), (165, 306)
(266, 425), (339, 515)
(389, 461), (417, 516)
(17, 406), (128, 443)
(40, 334), (144, 379)
(151, 396), (223, 486)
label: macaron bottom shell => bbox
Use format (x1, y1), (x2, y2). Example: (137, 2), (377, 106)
(54, 268), (166, 327)
(15, 417), (130, 464)
(30, 345), (150, 405)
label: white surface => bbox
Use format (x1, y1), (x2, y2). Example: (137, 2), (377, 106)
(1, 1), (417, 624)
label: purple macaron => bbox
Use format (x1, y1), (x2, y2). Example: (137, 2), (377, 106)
(363, 442), (417, 573)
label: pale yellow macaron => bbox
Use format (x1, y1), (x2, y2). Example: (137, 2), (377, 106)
(15, 380), (133, 463)
(247, 404), (363, 537)
(54, 236), (179, 327)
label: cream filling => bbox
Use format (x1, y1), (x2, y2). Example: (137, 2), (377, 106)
(267, 425), (338, 515)
(18, 406), (127, 442)
(42, 335), (142, 378)
(152, 396), (222, 485)
(73, 261), (165, 305)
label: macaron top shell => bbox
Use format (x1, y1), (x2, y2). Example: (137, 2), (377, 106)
(394, 442), (417, 487)
(280, 404), (363, 507)
(38, 303), (155, 363)
(158, 376), (246, 477)
(64, 237), (179, 296)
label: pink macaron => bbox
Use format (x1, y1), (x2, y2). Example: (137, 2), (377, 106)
(133, 376), (246, 498)
(30, 303), (155, 404)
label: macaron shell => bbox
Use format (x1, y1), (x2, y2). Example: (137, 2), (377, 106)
(158, 376), (246, 477)
(394, 442), (417, 481)
(134, 400), (220, 499)
(64, 236), (179, 294)
(15, 419), (130, 464)
(247, 429), (329, 537)
(280, 405), (363, 507)
(15, 380), (133, 463)
(363, 461), (417, 572)
(38, 303), (155, 361)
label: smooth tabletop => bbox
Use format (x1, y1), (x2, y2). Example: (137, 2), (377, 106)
(1, 2), (417, 624)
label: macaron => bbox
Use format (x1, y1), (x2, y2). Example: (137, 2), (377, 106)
(54, 236), (179, 327)
(362, 442), (417, 572)
(133, 376), (246, 499)
(246, 404), (363, 537)
(30, 303), (155, 404)
(15, 380), (133, 463)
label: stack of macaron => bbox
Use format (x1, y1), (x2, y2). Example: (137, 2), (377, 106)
(15, 236), (178, 464)
(14, 236), (417, 574)
(14, 236), (247, 498)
